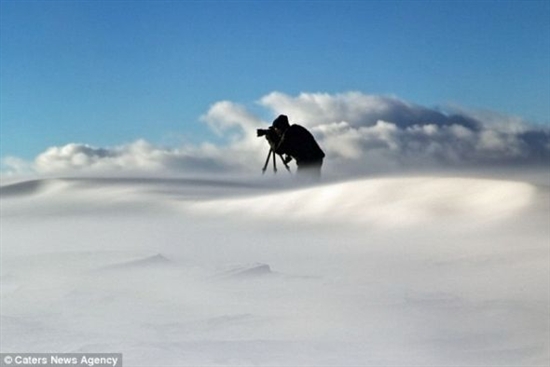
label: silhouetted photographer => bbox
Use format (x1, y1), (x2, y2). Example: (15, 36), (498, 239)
(257, 115), (325, 179)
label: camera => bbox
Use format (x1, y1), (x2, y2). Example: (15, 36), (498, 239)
(256, 126), (280, 145)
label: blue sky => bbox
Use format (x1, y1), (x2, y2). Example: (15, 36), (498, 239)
(1, 0), (549, 166)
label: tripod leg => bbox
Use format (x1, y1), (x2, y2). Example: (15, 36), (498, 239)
(277, 154), (292, 173)
(262, 149), (273, 174)
(272, 148), (277, 173)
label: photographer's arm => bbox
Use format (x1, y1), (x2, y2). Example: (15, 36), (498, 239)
(272, 132), (288, 155)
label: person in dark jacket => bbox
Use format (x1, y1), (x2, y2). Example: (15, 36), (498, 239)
(271, 115), (325, 179)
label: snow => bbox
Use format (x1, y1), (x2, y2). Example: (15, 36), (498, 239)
(1, 172), (549, 366)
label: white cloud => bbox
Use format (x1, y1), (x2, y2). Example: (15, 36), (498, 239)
(258, 91), (481, 131)
(200, 100), (261, 142)
(3, 91), (548, 177)
(32, 140), (235, 175)
(1, 156), (34, 177)
(259, 91), (403, 128)
(258, 91), (548, 173)
(35, 143), (113, 172)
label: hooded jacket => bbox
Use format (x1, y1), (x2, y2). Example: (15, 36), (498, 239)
(274, 124), (325, 166)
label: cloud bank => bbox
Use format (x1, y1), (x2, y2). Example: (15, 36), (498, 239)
(3, 91), (549, 177)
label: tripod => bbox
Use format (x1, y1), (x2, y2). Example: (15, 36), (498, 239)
(262, 148), (291, 174)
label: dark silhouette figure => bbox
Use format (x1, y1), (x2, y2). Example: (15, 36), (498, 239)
(271, 115), (325, 180)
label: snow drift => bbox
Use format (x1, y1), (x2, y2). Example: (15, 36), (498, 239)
(191, 176), (537, 227)
(1, 173), (548, 366)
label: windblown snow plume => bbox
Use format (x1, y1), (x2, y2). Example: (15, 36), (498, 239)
(1, 172), (548, 365)
(4, 91), (548, 176)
